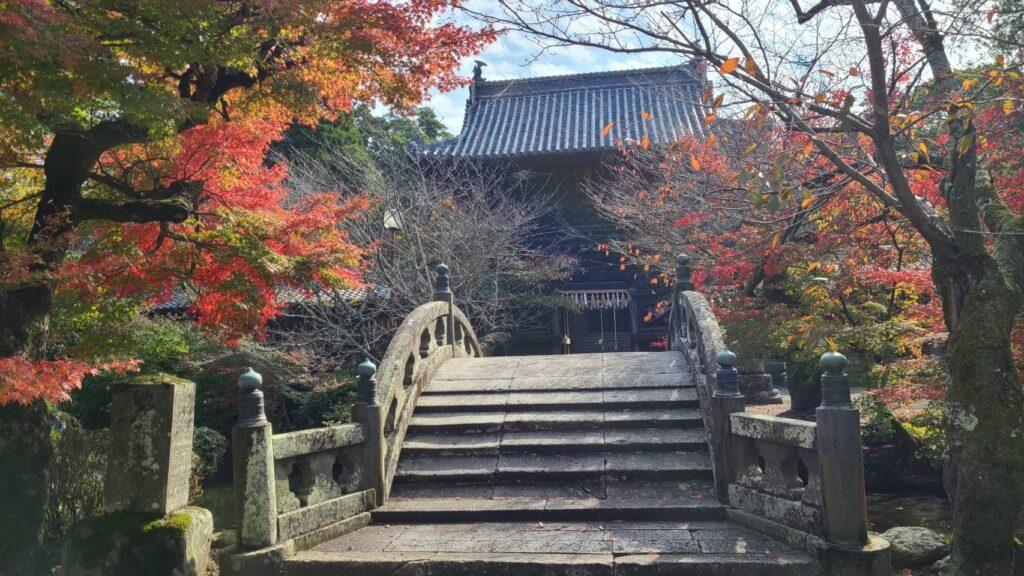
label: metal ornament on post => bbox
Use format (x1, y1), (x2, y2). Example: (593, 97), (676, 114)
(676, 253), (694, 291)
(820, 351), (854, 408)
(433, 262), (455, 349)
(356, 359), (378, 407)
(433, 262), (451, 300)
(714, 349), (743, 398)
(237, 367), (267, 426)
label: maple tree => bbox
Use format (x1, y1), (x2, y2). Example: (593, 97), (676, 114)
(0, 1), (493, 571)
(487, 0), (1024, 572)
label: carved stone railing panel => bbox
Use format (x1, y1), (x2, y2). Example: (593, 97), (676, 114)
(666, 257), (885, 568)
(269, 423), (368, 513)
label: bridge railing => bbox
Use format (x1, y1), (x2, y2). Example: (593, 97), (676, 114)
(669, 254), (891, 573)
(229, 263), (482, 559)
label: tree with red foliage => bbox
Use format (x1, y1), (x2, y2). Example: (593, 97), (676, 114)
(489, 1), (1024, 572)
(0, 1), (493, 571)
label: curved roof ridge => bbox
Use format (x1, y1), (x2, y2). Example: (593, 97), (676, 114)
(475, 60), (702, 88)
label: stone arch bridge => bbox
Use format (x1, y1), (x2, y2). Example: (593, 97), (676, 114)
(224, 260), (892, 576)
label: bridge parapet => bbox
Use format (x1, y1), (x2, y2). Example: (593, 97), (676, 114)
(669, 254), (891, 575)
(229, 263), (483, 565)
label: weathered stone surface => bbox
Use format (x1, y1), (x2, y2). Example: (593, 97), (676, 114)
(277, 490), (374, 541)
(396, 454), (498, 480)
(104, 374), (196, 515)
(729, 413), (816, 449)
(604, 451), (712, 479)
(63, 506), (213, 576)
(272, 423), (365, 460)
(233, 420), (277, 550)
(880, 525), (948, 568)
(727, 484), (821, 534)
(604, 388), (698, 405)
(614, 551), (821, 576)
(408, 411), (505, 432)
(604, 408), (702, 427)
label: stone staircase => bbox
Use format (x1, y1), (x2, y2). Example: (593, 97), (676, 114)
(290, 353), (822, 575)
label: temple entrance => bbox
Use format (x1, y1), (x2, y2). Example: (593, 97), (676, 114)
(554, 289), (639, 354)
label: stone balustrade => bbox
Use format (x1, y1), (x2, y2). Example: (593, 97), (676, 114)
(670, 253), (891, 575)
(229, 262), (483, 565)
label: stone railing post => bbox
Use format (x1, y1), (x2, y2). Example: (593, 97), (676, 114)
(432, 262), (454, 348)
(64, 374), (213, 576)
(352, 359), (385, 506)
(711, 349), (746, 502)
(232, 368), (278, 550)
(104, 374), (196, 515)
(816, 351), (891, 575)
(669, 254), (692, 350)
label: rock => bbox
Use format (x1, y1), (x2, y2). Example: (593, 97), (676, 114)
(879, 526), (949, 568)
(930, 556), (952, 575)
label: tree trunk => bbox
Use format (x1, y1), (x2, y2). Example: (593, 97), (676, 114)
(936, 256), (1024, 575)
(0, 401), (52, 576)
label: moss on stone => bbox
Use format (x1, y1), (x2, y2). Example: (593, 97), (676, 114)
(65, 510), (197, 576)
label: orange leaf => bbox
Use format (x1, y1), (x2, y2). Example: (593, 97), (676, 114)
(720, 58), (739, 74)
(801, 197), (814, 209)
(849, 67), (859, 77)
(703, 113), (716, 127)
(602, 122), (614, 137)
(690, 155), (701, 171)
(641, 135), (650, 150)
(705, 134), (716, 147)
(640, 111), (652, 120)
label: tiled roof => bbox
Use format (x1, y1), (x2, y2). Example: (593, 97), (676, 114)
(151, 285), (388, 311)
(416, 61), (707, 159)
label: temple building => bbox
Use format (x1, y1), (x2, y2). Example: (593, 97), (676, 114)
(415, 60), (708, 353)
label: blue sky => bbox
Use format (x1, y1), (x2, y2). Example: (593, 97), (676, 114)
(423, 5), (684, 134)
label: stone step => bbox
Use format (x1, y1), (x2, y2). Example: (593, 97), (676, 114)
(427, 372), (693, 394)
(372, 491), (726, 524)
(393, 451), (713, 484)
(407, 409), (704, 434)
(299, 519), (822, 576)
(287, 549), (821, 576)
(415, 388), (699, 413)
(401, 428), (709, 456)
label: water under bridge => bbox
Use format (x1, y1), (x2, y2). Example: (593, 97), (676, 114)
(223, 260), (891, 576)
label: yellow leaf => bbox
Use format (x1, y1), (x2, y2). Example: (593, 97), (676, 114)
(602, 122), (614, 137)
(1004, 99), (1015, 114)
(640, 111), (652, 120)
(641, 135), (650, 150)
(720, 57), (739, 74)
(770, 232), (781, 249)
(744, 143), (758, 155)
(689, 155), (701, 171)
(962, 78), (975, 91)
(801, 196), (814, 209)
(825, 337), (838, 352)
(918, 141), (928, 155)
(744, 58), (758, 75)
(703, 113), (716, 127)
(849, 67), (859, 77)
(957, 135), (973, 156)
(807, 261), (821, 272)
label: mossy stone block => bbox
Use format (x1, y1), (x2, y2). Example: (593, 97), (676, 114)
(63, 507), (213, 576)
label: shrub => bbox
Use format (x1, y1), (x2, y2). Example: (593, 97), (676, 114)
(45, 418), (109, 540)
(192, 427), (228, 479)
